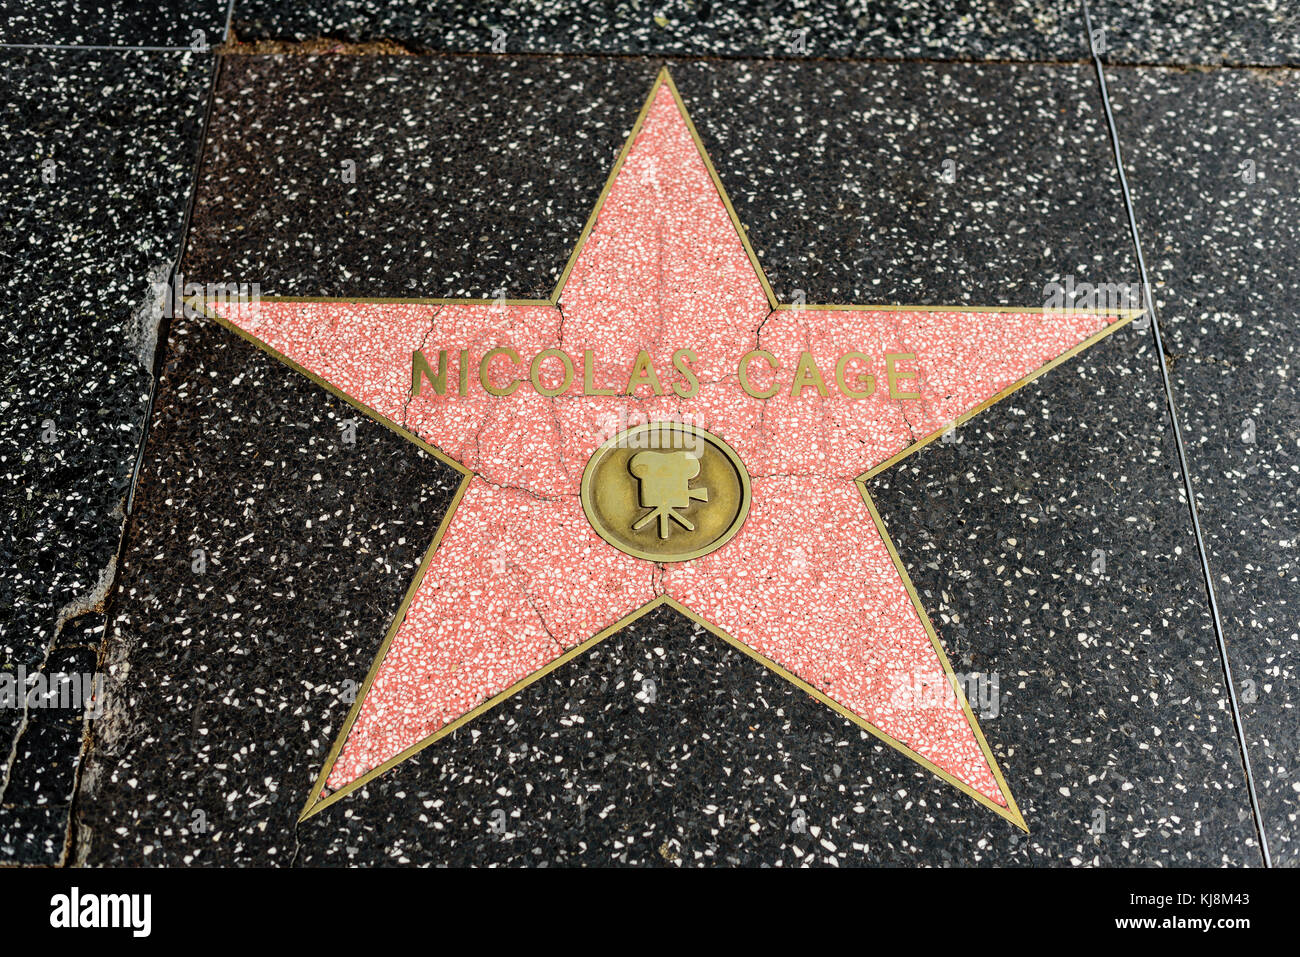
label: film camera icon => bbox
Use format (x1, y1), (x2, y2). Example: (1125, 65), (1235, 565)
(580, 422), (750, 562)
(628, 450), (709, 539)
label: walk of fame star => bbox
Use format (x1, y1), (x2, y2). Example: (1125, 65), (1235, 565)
(202, 69), (1136, 829)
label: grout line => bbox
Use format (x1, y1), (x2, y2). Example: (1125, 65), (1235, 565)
(3, 38), (1294, 72)
(207, 39), (1300, 71)
(0, 42), (196, 52)
(122, 56), (223, 518)
(61, 51), (227, 868)
(1080, 0), (1273, 868)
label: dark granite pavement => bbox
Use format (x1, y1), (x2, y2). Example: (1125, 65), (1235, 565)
(0, 48), (211, 864)
(1105, 63), (1300, 865)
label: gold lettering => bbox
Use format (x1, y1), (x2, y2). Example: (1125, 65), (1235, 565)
(583, 349), (615, 396)
(790, 351), (829, 397)
(625, 350), (665, 395)
(738, 350), (780, 399)
(886, 352), (920, 399)
(672, 349), (700, 398)
(479, 347), (521, 396)
(412, 349), (448, 396)
(530, 348), (575, 397)
(834, 352), (875, 399)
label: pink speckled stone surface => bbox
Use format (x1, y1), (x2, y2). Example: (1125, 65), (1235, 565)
(213, 83), (1121, 808)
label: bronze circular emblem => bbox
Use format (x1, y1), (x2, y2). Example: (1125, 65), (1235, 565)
(581, 422), (751, 562)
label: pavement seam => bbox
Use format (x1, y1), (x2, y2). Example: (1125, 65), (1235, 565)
(210, 35), (1300, 70)
(62, 51), (227, 869)
(1080, 0), (1273, 868)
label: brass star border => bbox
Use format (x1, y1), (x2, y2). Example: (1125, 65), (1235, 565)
(197, 68), (1139, 832)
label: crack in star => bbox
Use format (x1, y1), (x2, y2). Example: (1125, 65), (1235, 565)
(399, 304), (444, 431)
(505, 564), (567, 657)
(473, 475), (575, 503)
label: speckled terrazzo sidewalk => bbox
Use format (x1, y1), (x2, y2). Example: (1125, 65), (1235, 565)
(1, 1), (1296, 868)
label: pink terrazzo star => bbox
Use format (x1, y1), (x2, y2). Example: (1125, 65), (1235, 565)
(208, 71), (1133, 829)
